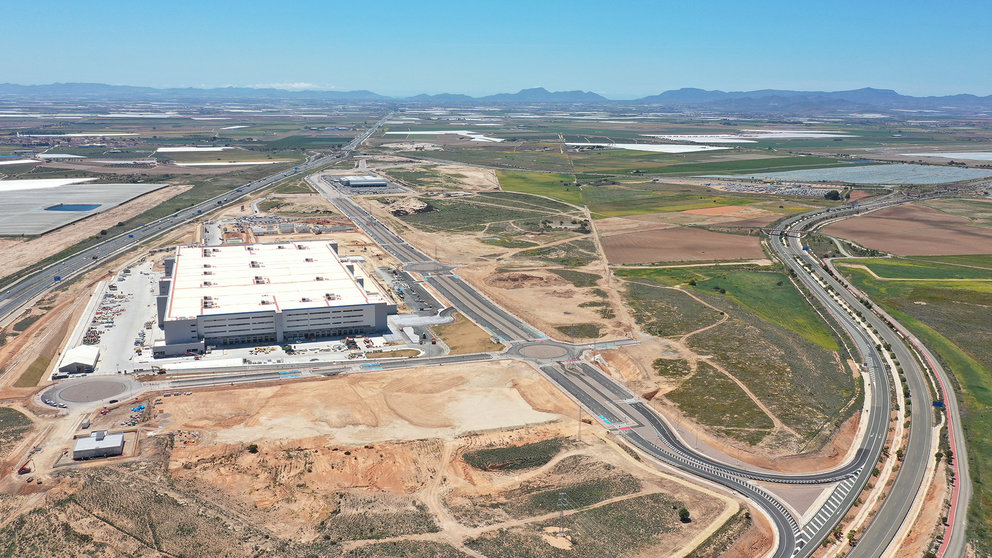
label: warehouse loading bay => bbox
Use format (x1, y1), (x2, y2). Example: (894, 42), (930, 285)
(53, 251), (455, 381)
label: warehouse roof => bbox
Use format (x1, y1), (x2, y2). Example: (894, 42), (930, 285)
(342, 175), (387, 183)
(166, 241), (388, 320)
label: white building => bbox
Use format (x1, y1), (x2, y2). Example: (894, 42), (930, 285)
(58, 345), (100, 374)
(73, 431), (125, 459)
(341, 174), (388, 187)
(154, 241), (395, 357)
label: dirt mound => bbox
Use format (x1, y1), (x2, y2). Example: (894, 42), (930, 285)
(381, 197), (435, 216)
(486, 271), (568, 289)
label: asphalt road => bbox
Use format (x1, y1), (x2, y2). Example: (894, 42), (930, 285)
(783, 200), (968, 558)
(25, 143), (966, 558)
(0, 112), (393, 326)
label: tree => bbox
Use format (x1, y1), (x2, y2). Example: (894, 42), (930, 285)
(247, 443), (259, 454)
(824, 190), (842, 201)
(678, 507), (691, 523)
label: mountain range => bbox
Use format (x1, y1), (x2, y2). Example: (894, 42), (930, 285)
(2, 83), (991, 114)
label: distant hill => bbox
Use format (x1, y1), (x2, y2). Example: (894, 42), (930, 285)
(0, 82), (388, 102)
(633, 87), (992, 113)
(477, 87), (609, 104)
(1, 83), (990, 114)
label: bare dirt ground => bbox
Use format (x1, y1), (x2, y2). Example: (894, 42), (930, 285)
(361, 196), (628, 340)
(895, 461), (948, 557)
(0, 184), (190, 278)
(458, 264), (627, 340)
(430, 312), (504, 354)
(152, 361), (573, 446)
(0, 356), (748, 557)
(599, 225), (765, 264)
(824, 202), (992, 255)
(258, 193), (339, 216)
(848, 190), (875, 201)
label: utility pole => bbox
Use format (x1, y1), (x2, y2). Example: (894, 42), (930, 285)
(557, 491), (568, 537)
(577, 405), (582, 441)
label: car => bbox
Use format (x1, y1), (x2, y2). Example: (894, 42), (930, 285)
(108, 399), (119, 404)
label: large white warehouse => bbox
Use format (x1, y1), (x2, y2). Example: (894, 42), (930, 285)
(154, 240), (395, 356)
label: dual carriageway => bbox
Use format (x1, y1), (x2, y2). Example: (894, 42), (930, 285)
(1, 114), (968, 558)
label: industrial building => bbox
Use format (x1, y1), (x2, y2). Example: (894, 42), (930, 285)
(340, 174), (388, 187)
(73, 430), (125, 460)
(58, 345), (100, 374)
(154, 240), (395, 357)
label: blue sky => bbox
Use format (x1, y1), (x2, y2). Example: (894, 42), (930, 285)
(1, 0), (988, 97)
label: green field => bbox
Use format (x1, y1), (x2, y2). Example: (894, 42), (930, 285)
(666, 362), (775, 446)
(582, 186), (761, 218)
(617, 266), (839, 350)
(619, 267), (856, 447)
(839, 267), (992, 552)
(838, 257), (992, 280)
(496, 170), (582, 205)
(621, 281), (723, 337)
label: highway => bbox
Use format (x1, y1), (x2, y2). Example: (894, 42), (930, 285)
(308, 170), (916, 558)
(779, 200), (968, 557)
(0, 111), (393, 326)
(18, 123), (965, 558)
(309, 174), (546, 343)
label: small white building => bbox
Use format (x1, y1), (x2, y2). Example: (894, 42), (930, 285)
(73, 430), (124, 460)
(58, 345), (100, 374)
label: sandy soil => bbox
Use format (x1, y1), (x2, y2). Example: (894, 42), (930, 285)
(458, 264), (626, 340)
(0, 184), (190, 278)
(600, 226), (766, 264)
(684, 205), (752, 216)
(153, 360), (574, 446)
(430, 312), (504, 354)
(722, 505), (774, 558)
(435, 164), (499, 190)
(824, 202), (992, 256)
(896, 462), (949, 557)
(258, 192), (339, 216)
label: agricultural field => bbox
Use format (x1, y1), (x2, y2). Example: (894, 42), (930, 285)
(823, 200), (992, 256)
(837, 261), (992, 552)
(497, 170), (583, 205)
